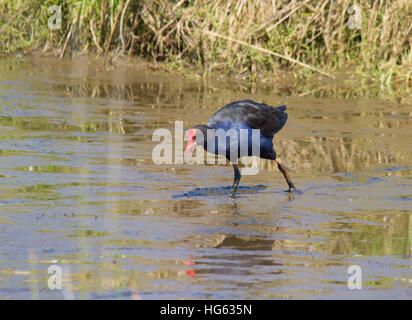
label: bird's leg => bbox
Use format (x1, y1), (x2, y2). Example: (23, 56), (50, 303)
(275, 157), (296, 192)
(229, 163), (241, 199)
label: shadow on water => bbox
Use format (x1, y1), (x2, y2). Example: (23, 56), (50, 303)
(172, 184), (267, 199)
(0, 57), (412, 299)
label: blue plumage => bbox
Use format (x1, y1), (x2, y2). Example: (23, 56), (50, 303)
(209, 119), (275, 161)
(186, 99), (296, 199)
(205, 100), (288, 161)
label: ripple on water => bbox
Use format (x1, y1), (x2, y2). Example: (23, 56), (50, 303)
(0, 59), (411, 299)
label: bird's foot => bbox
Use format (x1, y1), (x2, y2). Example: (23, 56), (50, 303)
(229, 189), (237, 200)
(284, 184), (296, 193)
(284, 185), (303, 197)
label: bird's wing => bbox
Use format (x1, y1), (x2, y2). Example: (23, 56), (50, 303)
(208, 100), (288, 137)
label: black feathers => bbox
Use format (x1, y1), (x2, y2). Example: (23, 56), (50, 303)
(207, 100), (288, 138)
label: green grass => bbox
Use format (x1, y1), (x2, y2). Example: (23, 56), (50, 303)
(0, 0), (411, 91)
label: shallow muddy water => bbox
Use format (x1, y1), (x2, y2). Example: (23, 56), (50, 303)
(0, 57), (411, 299)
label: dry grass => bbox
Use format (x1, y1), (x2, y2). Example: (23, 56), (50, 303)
(0, 0), (411, 86)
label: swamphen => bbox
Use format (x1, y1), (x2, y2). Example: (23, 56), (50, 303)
(185, 100), (296, 199)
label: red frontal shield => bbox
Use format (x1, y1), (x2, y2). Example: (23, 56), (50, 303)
(185, 129), (197, 154)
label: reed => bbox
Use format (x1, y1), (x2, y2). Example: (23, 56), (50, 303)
(0, 0), (411, 87)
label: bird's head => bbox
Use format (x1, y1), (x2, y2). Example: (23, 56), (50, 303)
(185, 125), (209, 154)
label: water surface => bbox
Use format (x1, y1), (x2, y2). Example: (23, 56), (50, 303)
(0, 57), (411, 299)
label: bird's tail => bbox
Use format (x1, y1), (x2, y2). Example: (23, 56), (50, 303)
(276, 105), (287, 113)
(272, 105), (288, 134)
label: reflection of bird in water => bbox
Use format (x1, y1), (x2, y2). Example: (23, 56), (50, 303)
(196, 235), (281, 276)
(181, 229), (282, 277)
(179, 201), (286, 278)
(183, 260), (195, 276)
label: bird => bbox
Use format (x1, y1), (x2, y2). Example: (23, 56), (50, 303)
(185, 99), (296, 199)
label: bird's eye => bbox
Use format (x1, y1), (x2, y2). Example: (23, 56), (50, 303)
(193, 136), (196, 141)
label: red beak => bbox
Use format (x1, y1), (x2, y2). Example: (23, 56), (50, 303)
(185, 140), (197, 154)
(185, 129), (197, 154)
